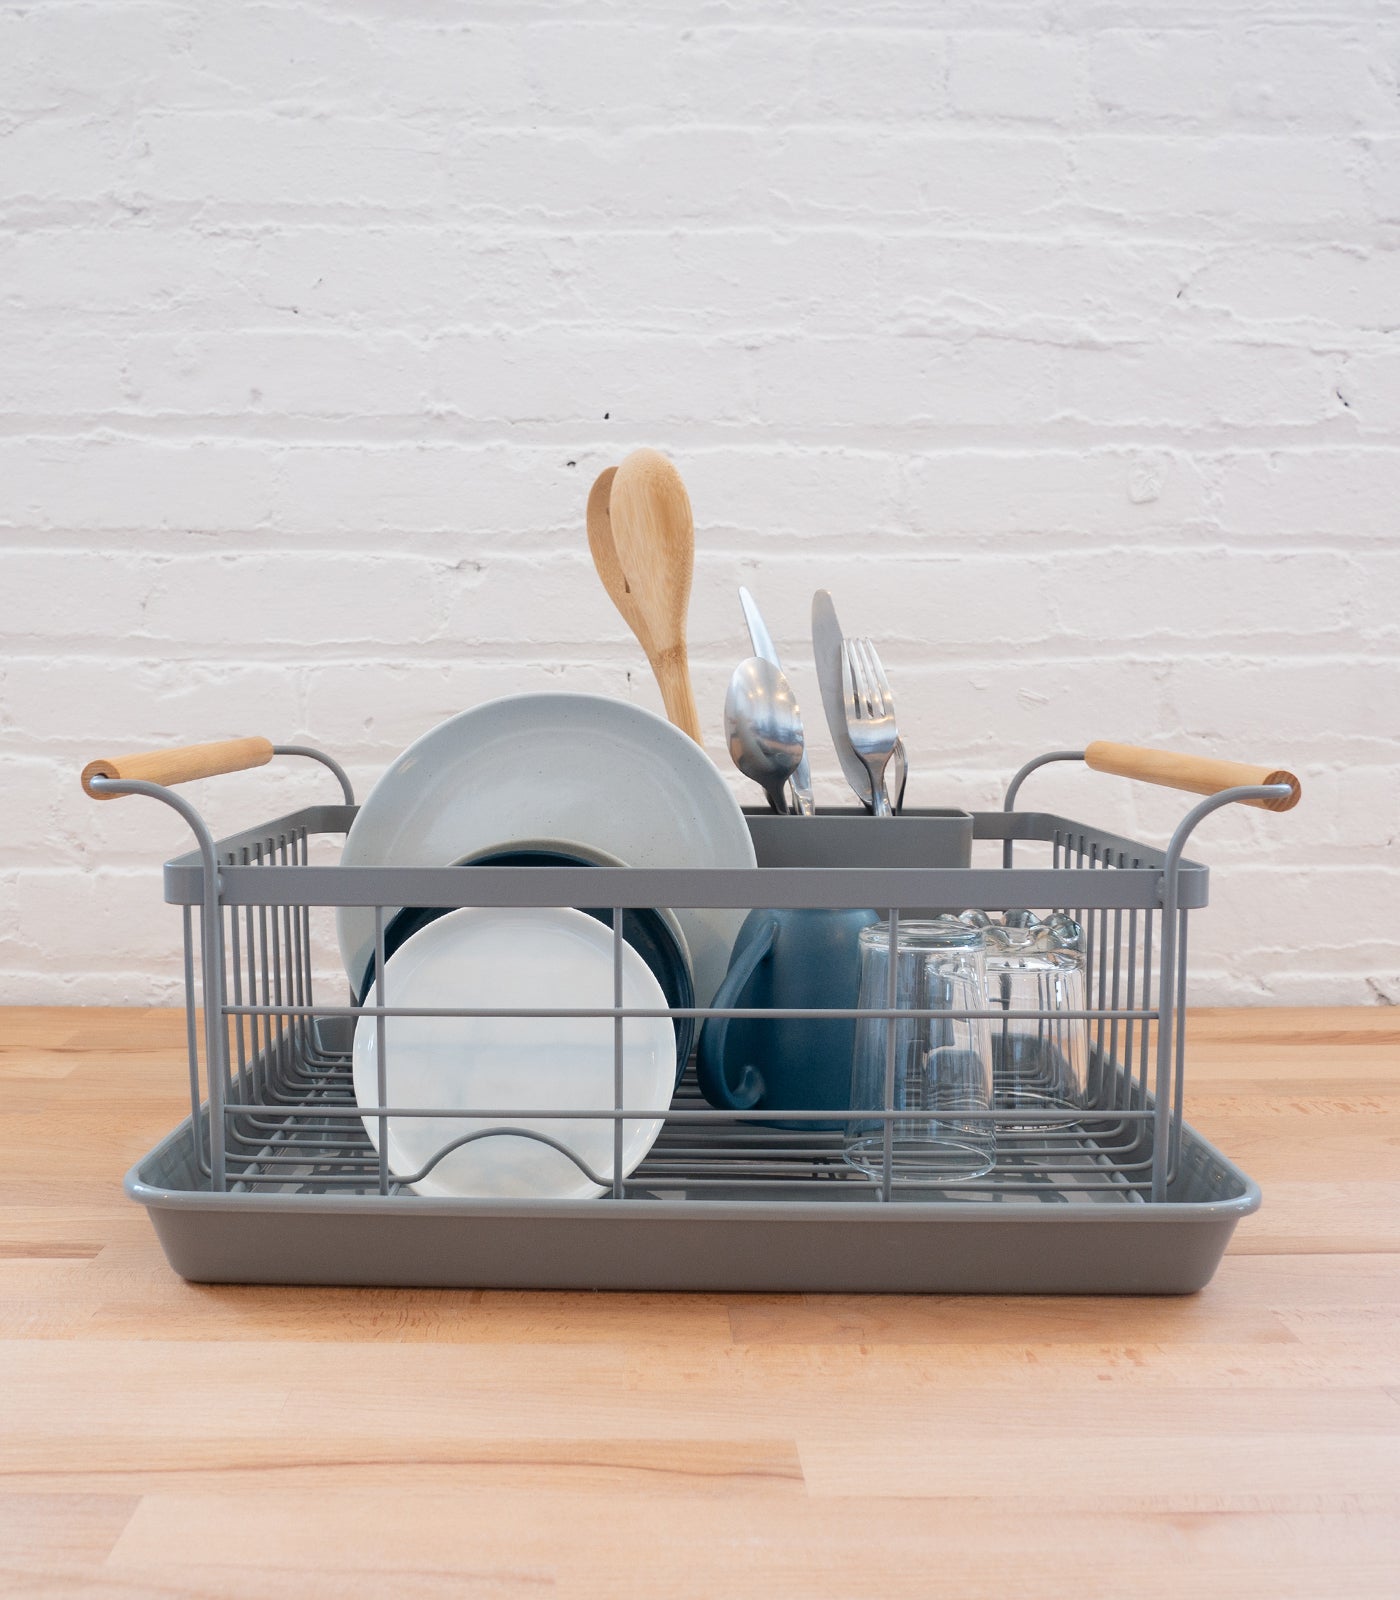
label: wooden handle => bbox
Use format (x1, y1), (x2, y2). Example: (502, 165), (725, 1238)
(1084, 741), (1301, 812)
(82, 737), (275, 799)
(649, 646), (703, 744)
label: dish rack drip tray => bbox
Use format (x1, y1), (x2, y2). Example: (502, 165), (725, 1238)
(128, 1018), (1259, 1295)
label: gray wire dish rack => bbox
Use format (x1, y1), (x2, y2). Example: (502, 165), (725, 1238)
(84, 736), (1300, 1295)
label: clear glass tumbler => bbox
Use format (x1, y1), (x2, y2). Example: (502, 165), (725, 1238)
(844, 917), (995, 1184)
(974, 911), (1088, 1127)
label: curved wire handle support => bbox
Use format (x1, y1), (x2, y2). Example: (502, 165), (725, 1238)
(271, 745), (355, 805)
(87, 744), (354, 1191)
(1001, 751), (1087, 868)
(1002, 751), (1295, 1202)
(1149, 781), (1293, 1200)
(87, 776), (230, 1187)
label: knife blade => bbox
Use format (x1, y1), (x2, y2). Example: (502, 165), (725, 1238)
(738, 586), (815, 815)
(811, 589), (907, 812)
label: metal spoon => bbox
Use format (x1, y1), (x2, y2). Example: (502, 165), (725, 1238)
(725, 657), (805, 815)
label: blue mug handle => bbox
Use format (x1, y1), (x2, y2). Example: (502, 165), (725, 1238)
(696, 916), (777, 1110)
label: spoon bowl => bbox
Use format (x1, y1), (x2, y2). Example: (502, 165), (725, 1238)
(725, 657), (805, 814)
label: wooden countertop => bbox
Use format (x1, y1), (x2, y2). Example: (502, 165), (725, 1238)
(2, 1006), (1396, 1597)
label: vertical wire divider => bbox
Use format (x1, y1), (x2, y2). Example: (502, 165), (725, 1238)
(254, 859), (270, 1103)
(287, 830), (303, 1067)
(264, 844), (279, 1091)
(244, 897), (260, 1105)
(297, 828), (313, 1066)
(229, 912), (242, 1122)
(1075, 836), (1090, 1116)
(612, 907), (625, 1200)
(280, 833), (298, 1072)
(296, 829), (329, 1147)
(1171, 908), (1190, 1181)
(1151, 867), (1180, 1204)
(1138, 905), (1154, 1112)
(261, 846), (278, 1102)
(181, 905), (206, 1175)
(257, 850), (272, 1090)
(283, 834), (298, 1068)
(297, 827), (315, 1064)
(1107, 892), (1124, 1110)
(275, 833), (293, 1071)
(1081, 838), (1088, 1024)
(283, 834), (296, 1073)
(201, 876), (228, 1196)
(269, 837), (286, 1081)
(373, 904), (389, 1196)
(881, 909), (900, 1202)
(1094, 847), (1109, 1073)
(258, 856), (274, 1105)
(1119, 900), (1139, 1115)
(229, 880), (249, 1107)
(1083, 838), (1097, 1024)
(253, 844), (269, 1103)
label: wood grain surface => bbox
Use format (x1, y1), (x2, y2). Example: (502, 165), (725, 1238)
(1, 1006), (1396, 1598)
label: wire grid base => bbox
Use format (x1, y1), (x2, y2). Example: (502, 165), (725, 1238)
(207, 1021), (1159, 1208)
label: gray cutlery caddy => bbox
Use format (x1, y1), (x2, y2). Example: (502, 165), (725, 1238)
(91, 742), (1294, 1295)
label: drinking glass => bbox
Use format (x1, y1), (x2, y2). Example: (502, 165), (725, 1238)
(844, 917), (994, 1184)
(973, 911), (1088, 1126)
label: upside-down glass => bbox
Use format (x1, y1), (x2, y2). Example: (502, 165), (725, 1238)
(966, 911), (1088, 1127)
(844, 918), (995, 1184)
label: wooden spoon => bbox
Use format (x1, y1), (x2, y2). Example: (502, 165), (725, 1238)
(607, 448), (703, 744)
(586, 465), (656, 658)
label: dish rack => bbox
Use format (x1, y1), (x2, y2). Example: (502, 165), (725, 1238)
(82, 736), (1300, 1295)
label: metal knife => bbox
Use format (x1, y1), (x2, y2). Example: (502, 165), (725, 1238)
(738, 586), (815, 815)
(811, 589), (907, 813)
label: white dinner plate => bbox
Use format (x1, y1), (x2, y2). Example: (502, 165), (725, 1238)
(352, 906), (675, 1200)
(337, 693), (756, 1005)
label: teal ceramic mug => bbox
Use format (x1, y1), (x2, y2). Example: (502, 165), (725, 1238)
(696, 907), (879, 1123)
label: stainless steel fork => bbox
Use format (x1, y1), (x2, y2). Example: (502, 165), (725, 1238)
(841, 637), (899, 818)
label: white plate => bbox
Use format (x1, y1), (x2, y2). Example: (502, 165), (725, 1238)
(337, 693), (756, 1005)
(352, 906), (674, 1200)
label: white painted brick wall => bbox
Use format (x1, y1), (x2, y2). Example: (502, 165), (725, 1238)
(2, 1), (1397, 1010)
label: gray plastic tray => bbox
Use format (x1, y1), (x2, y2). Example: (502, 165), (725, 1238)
(126, 1068), (1259, 1295)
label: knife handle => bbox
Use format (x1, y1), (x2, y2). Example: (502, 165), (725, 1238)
(1084, 742), (1300, 812)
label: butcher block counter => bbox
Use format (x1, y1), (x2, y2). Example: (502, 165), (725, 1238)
(1, 1006), (1396, 1598)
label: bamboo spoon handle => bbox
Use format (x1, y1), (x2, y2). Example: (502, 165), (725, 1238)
(1084, 741), (1301, 811)
(651, 646), (703, 745)
(82, 736), (275, 798)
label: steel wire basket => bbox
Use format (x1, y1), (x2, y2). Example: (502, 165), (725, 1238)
(82, 735), (1299, 1293)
